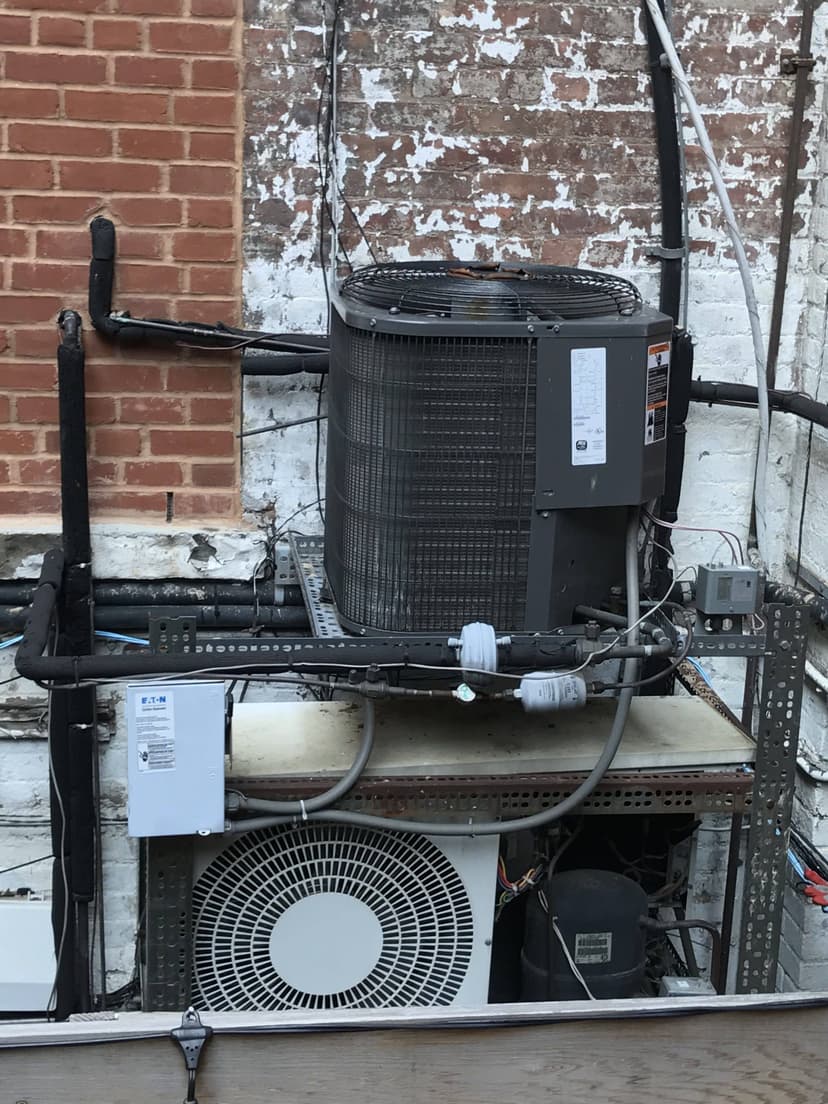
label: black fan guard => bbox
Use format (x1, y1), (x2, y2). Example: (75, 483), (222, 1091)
(339, 261), (642, 322)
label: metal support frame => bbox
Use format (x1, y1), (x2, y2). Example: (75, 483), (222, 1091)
(143, 836), (193, 1012)
(736, 603), (807, 993)
(112, 534), (809, 1001)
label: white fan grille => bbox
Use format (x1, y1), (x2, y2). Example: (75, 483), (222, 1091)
(191, 825), (476, 1011)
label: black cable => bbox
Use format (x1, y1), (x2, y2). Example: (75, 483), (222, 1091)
(314, 378), (326, 527)
(0, 854), (54, 877)
(794, 422), (814, 586)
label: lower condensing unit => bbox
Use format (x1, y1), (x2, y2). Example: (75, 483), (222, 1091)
(147, 823), (498, 1012)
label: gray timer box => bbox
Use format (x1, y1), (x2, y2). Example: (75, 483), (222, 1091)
(695, 564), (761, 616)
(127, 681), (226, 837)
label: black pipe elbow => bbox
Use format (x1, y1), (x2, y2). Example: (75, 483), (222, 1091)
(15, 548), (64, 675)
(88, 217), (123, 338)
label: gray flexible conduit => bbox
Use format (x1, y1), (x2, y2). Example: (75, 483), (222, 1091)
(230, 698), (375, 817)
(226, 509), (642, 838)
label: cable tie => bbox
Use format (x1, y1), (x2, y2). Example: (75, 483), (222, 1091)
(300, 799), (308, 822)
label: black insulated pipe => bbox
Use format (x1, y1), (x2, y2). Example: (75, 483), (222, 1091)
(50, 313), (96, 1017)
(0, 579), (304, 607)
(241, 349), (329, 376)
(15, 568), (606, 681)
(691, 379), (828, 429)
(643, 1), (691, 601)
(88, 218), (329, 357)
(644, 0), (683, 325)
(1, 604), (310, 632)
(87, 217), (121, 338)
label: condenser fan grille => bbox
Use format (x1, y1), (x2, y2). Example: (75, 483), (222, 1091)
(325, 315), (536, 631)
(191, 825), (475, 1011)
(340, 261), (641, 320)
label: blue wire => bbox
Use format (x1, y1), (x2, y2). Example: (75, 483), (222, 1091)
(95, 630), (150, 647)
(686, 656), (714, 688)
(1, 630), (149, 653)
(788, 848), (807, 882)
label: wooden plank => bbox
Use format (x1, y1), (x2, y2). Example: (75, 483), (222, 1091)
(3, 996), (827, 1104)
(230, 696), (755, 781)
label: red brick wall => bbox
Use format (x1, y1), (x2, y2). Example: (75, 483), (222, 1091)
(0, 0), (241, 522)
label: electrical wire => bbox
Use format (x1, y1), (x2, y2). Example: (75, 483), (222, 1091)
(794, 422), (814, 586)
(95, 631), (149, 647)
(686, 656), (714, 688)
(644, 0), (770, 564)
(0, 634), (23, 650)
(0, 854), (54, 878)
(643, 508), (743, 565)
(46, 687), (70, 1020)
(541, 905), (596, 1001)
(314, 378), (326, 528)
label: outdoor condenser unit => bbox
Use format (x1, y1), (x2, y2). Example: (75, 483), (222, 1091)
(188, 824), (498, 1012)
(324, 262), (673, 633)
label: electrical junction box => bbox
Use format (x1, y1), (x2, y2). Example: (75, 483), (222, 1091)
(127, 681), (226, 838)
(0, 897), (55, 1011)
(695, 564), (761, 616)
(659, 976), (717, 998)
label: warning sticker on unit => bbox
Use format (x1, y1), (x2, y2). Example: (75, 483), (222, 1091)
(571, 347), (606, 466)
(574, 931), (613, 965)
(645, 341), (670, 446)
(135, 691), (175, 773)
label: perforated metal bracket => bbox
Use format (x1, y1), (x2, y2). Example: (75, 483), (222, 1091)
(289, 534), (345, 638)
(171, 1006), (212, 1104)
(148, 615), (197, 654)
(736, 603), (807, 993)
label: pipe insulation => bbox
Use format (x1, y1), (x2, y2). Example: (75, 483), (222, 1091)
(0, 580), (304, 607)
(643, 0), (770, 564)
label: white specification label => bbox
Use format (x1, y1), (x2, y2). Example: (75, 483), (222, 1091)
(574, 931), (613, 965)
(570, 347), (606, 466)
(135, 690), (176, 773)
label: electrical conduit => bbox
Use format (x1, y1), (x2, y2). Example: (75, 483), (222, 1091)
(225, 510), (643, 837)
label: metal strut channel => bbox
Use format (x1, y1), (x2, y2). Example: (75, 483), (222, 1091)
(736, 603), (807, 993)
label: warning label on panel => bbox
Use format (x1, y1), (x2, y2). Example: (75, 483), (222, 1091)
(574, 931), (613, 965)
(645, 341), (670, 446)
(135, 691), (175, 773)
(571, 347), (607, 467)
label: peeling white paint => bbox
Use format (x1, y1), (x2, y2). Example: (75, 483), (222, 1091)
(359, 67), (395, 107)
(478, 38), (523, 64)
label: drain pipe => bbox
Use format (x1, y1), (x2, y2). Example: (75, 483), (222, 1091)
(643, 0), (693, 598)
(51, 312), (96, 1017)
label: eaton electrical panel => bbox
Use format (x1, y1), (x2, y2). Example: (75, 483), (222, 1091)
(127, 681), (226, 838)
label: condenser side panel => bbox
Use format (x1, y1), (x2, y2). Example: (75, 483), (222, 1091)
(533, 322), (671, 512)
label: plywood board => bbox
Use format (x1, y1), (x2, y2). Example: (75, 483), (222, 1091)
(2, 995), (827, 1104)
(230, 696), (755, 780)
